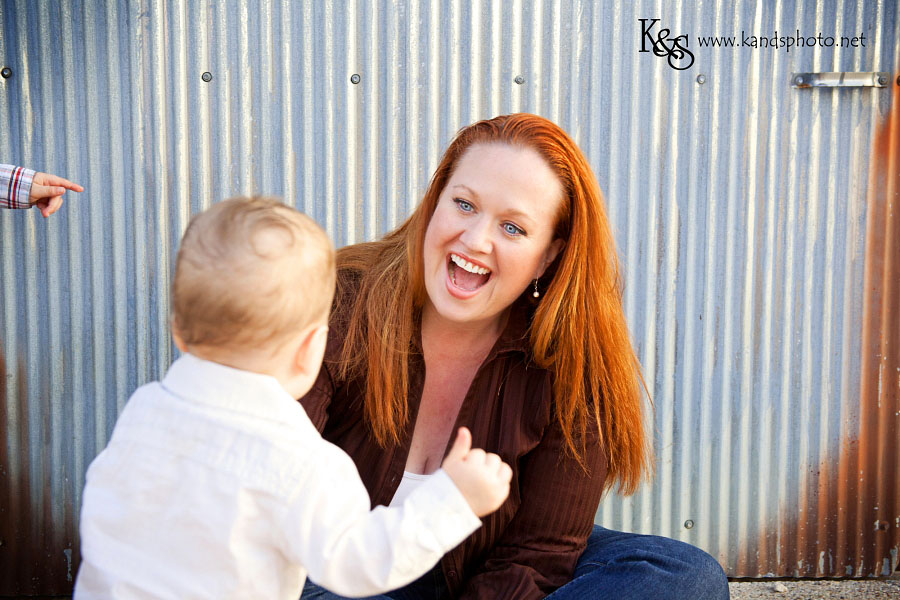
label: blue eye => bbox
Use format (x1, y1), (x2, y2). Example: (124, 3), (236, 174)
(503, 222), (525, 236)
(453, 199), (474, 212)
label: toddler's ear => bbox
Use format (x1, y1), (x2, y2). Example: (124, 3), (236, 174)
(171, 322), (188, 353)
(293, 324), (329, 376)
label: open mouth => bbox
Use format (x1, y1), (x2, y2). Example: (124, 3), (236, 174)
(448, 253), (491, 291)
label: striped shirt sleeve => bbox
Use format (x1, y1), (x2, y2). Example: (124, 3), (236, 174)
(0, 164), (36, 209)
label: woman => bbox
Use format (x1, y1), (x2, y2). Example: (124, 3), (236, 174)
(300, 114), (729, 599)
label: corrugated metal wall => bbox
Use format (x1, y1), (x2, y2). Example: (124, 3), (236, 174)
(1, 0), (898, 594)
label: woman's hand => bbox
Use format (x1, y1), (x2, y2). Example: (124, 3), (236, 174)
(441, 427), (512, 517)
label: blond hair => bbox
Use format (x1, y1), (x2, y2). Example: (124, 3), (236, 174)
(172, 197), (335, 352)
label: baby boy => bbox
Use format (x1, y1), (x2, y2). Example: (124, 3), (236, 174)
(75, 197), (511, 599)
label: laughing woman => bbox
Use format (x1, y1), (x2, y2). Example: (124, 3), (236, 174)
(299, 114), (729, 600)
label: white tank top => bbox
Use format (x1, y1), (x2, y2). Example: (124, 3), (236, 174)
(388, 470), (435, 507)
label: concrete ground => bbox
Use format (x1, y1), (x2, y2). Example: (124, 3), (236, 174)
(728, 577), (900, 599)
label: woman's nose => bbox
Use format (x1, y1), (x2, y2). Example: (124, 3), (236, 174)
(459, 219), (492, 254)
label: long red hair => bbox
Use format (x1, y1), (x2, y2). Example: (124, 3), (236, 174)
(335, 113), (650, 494)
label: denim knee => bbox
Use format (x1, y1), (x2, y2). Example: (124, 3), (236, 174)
(681, 544), (730, 599)
(632, 536), (729, 600)
(572, 526), (730, 600)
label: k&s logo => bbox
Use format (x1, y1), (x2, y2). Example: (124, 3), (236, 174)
(638, 18), (695, 70)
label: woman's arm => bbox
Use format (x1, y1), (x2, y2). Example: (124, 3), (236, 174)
(459, 412), (609, 599)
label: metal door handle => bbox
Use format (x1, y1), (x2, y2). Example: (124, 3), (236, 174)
(792, 72), (889, 88)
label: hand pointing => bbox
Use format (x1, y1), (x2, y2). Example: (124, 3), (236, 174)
(29, 171), (83, 218)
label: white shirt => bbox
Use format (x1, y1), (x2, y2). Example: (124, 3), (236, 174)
(75, 354), (480, 599)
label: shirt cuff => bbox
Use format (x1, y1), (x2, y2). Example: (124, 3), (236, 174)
(406, 468), (482, 554)
(4, 166), (35, 209)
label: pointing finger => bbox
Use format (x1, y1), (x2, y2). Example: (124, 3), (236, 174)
(35, 172), (83, 193)
(50, 177), (83, 193)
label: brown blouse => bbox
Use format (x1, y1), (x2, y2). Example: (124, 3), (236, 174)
(300, 274), (609, 599)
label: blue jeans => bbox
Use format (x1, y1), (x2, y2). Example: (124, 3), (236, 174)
(300, 525), (730, 599)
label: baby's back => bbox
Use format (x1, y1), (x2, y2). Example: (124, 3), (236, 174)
(75, 372), (316, 599)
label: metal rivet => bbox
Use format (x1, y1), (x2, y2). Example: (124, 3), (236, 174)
(794, 75), (804, 86)
(514, 75), (525, 85)
(350, 73), (360, 84)
(877, 75), (887, 86)
(201, 72), (212, 82)
(696, 74), (706, 85)
(684, 519), (694, 529)
(0, 67), (11, 79)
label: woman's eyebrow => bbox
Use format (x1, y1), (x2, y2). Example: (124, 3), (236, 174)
(450, 184), (480, 199)
(501, 208), (536, 226)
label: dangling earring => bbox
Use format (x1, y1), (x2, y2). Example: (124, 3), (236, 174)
(532, 278), (540, 298)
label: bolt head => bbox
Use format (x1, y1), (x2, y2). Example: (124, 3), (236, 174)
(696, 74), (706, 85)
(684, 519), (694, 529)
(0, 67), (11, 79)
(350, 73), (360, 84)
(514, 75), (525, 85)
(877, 75), (887, 86)
(794, 75), (804, 85)
(201, 71), (212, 82)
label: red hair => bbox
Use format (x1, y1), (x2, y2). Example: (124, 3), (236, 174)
(336, 113), (650, 494)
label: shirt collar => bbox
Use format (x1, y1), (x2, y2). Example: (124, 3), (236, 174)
(161, 353), (306, 426)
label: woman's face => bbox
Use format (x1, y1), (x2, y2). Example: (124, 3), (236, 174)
(422, 143), (565, 329)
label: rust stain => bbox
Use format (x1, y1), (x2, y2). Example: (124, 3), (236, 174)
(0, 351), (78, 595)
(849, 68), (900, 577)
(808, 74), (899, 577)
(750, 75), (900, 578)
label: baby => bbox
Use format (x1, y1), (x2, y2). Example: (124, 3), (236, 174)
(75, 198), (511, 599)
